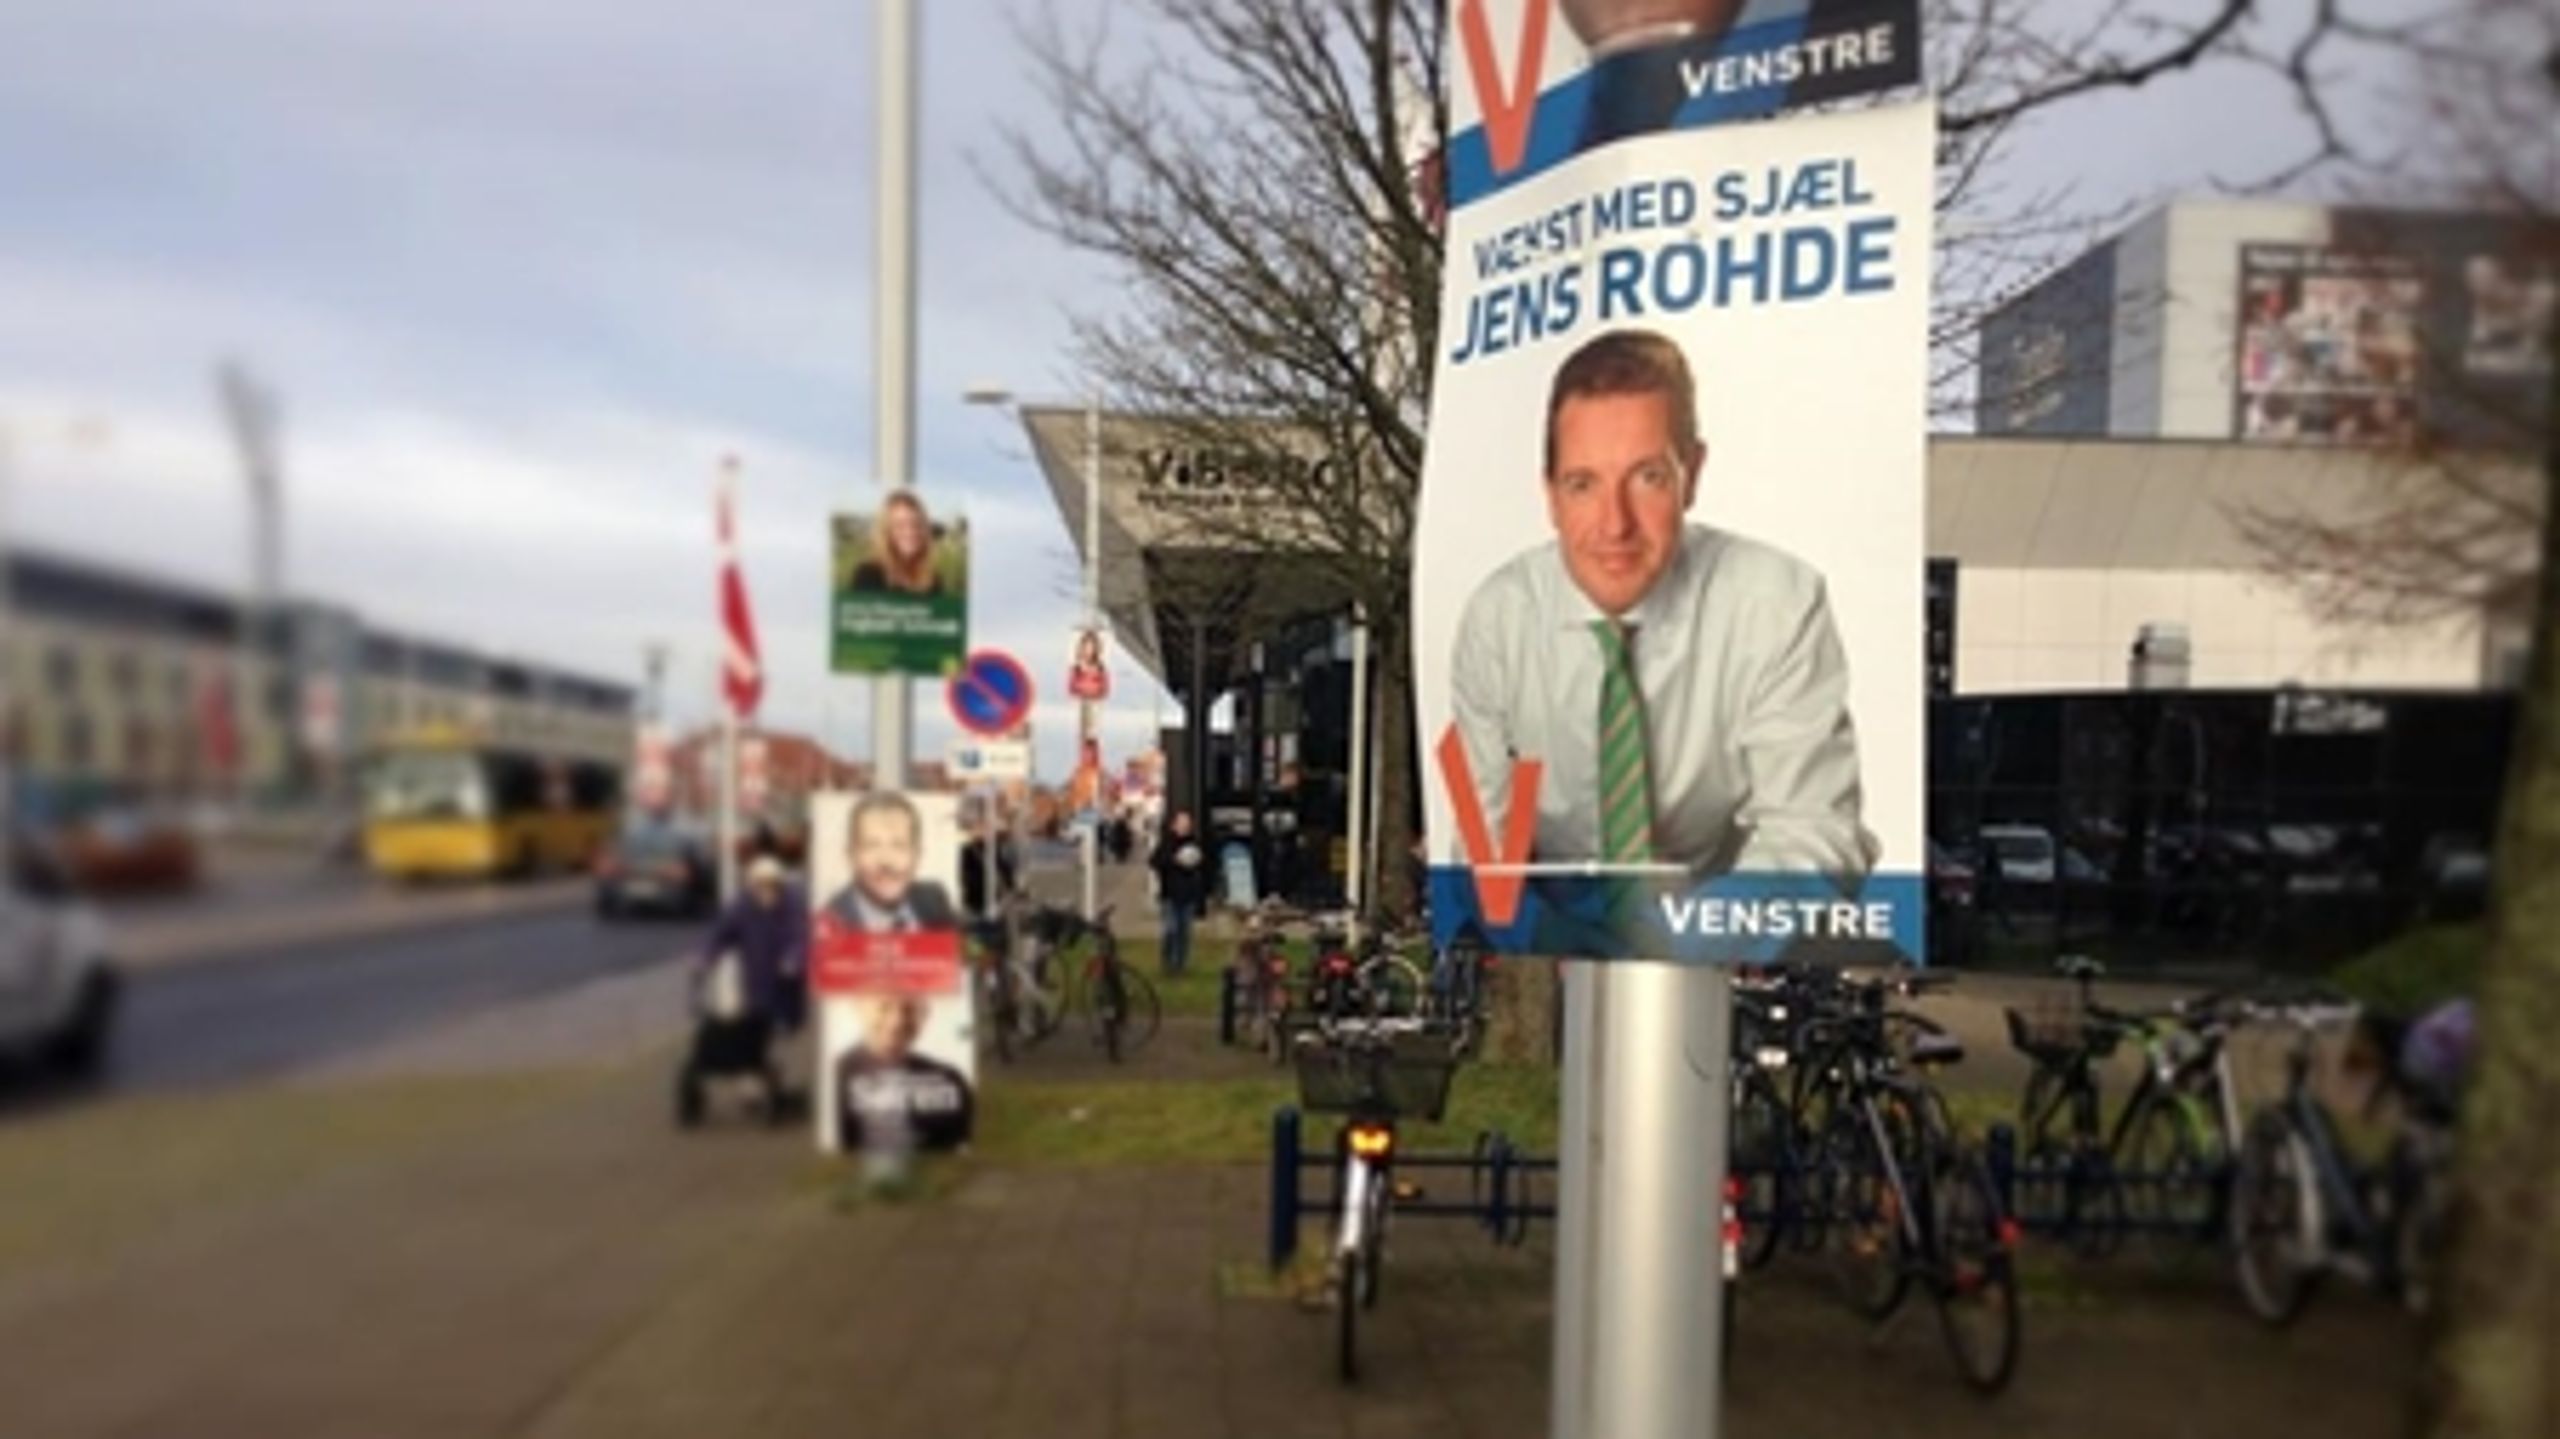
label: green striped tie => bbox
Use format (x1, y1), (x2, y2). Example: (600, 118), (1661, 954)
(1593, 620), (1656, 864)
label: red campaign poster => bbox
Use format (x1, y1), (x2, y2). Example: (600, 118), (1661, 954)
(806, 789), (979, 1156)
(809, 911), (962, 996)
(1067, 627), (1110, 701)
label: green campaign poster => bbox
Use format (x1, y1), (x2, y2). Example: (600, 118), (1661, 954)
(830, 494), (969, 677)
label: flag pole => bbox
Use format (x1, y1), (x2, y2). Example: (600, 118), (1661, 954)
(718, 704), (739, 905)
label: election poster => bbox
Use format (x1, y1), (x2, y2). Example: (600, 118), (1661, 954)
(1417, 0), (1931, 967)
(808, 790), (977, 1155)
(1067, 626), (1111, 701)
(829, 492), (969, 677)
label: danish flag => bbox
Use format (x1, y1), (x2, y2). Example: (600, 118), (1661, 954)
(716, 456), (764, 719)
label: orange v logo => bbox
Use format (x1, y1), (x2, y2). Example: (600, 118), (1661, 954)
(1437, 723), (1542, 927)
(1456, 0), (1550, 177)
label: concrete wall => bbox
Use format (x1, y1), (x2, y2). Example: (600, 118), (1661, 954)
(1954, 564), (2485, 693)
(2151, 200), (2330, 439)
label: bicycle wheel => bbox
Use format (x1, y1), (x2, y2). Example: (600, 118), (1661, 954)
(989, 968), (1019, 1064)
(2231, 1110), (2322, 1325)
(1788, 1065), (1850, 1254)
(2118, 1097), (2212, 1241)
(1336, 1249), (1363, 1383)
(1361, 1180), (1389, 1310)
(1361, 956), (1427, 1017)
(1114, 966), (1163, 1054)
(1090, 960), (1126, 1062)
(1823, 1098), (1914, 1321)
(1931, 1148), (2022, 1395)
(1732, 1070), (1791, 1271)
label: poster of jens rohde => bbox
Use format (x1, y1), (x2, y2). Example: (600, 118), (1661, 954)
(1418, 0), (1932, 966)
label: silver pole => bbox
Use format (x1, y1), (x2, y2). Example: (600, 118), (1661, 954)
(0, 429), (15, 888)
(870, 0), (916, 793)
(1343, 606), (1369, 938)
(716, 707), (739, 904)
(1553, 961), (1731, 1439)
(1080, 397), (1101, 921)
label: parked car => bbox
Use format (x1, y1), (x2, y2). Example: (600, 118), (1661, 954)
(1926, 838), (1977, 910)
(1977, 824), (2059, 885)
(0, 843), (119, 1079)
(594, 819), (716, 920)
(13, 779), (199, 896)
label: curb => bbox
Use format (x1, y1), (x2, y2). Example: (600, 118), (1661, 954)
(115, 880), (591, 972)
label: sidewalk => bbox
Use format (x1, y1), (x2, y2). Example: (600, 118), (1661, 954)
(0, 1027), (2417, 1439)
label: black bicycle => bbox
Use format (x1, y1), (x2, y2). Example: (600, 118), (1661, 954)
(2230, 996), (2456, 1322)
(1038, 905), (1160, 1062)
(2003, 956), (2131, 1258)
(1799, 972), (2021, 1395)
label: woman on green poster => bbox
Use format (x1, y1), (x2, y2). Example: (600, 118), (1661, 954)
(851, 490), (947, 597)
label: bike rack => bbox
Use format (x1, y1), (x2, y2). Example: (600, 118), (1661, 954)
(1267, 1111), (2235, 1274)
(1982, 1122), (2233, 1242)
(1267, 1107), (1557, 1269)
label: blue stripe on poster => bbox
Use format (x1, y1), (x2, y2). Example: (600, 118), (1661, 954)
(1446, 3), (1917, 209)
(1429, 866), (1927, 967)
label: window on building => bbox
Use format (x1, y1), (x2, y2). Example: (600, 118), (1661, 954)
(47, 644), (79, 697)
(109, 650), (140, 700)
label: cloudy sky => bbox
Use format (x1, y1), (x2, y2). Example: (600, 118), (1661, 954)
(0, 0), (2392, 777)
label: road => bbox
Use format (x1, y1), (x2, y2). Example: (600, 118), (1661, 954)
(107, 905), (692, 1092)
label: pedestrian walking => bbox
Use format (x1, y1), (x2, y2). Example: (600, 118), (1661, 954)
(1151, 810), (1208, 977)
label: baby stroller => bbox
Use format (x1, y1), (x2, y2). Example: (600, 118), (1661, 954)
(675, 947), (790, 1128)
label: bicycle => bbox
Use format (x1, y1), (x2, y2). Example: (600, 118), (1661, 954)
(2003, 955), (2132, 1258)
(1037, 905), (1162, 1063)
(974, 901), (1064, 1063)
(1427, 928), (1497, 1059)
(2007, 957), (2249, 1252)
(2230, 995), (2455, 1323)
(1799, 970), (2021, 1395)
(1292, 1018), (1460, 1384)
(1349, 924), (1429, 1020)
(1233, 904), (1299, 1064)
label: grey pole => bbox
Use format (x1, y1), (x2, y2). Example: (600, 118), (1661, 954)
(870, 0), (916, 794)
(1080, 396), (1101, 921)
(1343, 606), (1369, 935)
(1552, 961), (1732, 1439)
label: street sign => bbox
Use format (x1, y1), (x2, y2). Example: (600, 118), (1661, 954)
(947, 738), (1032, 781)
(946, 649), (1034, 737)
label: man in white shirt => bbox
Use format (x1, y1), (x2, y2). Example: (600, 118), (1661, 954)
(1448, 326), (1876, 888)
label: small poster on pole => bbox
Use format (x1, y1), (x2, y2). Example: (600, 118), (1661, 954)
(829, 492), (969, 677)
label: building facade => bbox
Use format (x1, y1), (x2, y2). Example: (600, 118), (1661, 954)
(1978, 198), (2552, 447)
(2, 548), (633, 801)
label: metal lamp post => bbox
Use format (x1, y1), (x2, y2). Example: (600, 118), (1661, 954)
(964, 385), (1104, 922)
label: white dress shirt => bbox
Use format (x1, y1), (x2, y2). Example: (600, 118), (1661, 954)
(1448, 523), (1877, 884)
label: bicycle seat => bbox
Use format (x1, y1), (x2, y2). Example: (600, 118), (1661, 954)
(1908, 1031), (1966, 1068)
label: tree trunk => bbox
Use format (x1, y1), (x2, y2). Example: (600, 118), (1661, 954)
(2419, 304), (2560, 1439)
(1371, 618), (1418, 921)
(1485, 957), (1563, 1066)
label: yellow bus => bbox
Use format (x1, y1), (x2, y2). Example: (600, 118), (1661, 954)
(362, 730), (621, 881)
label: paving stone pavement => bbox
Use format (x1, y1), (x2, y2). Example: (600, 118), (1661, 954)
(0, 1033), (2417, 1439)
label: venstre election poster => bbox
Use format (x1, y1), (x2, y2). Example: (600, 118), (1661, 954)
(1417, 0), (1932, 967)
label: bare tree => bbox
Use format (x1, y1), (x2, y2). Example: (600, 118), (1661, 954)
(991, 1), (2374, 1056)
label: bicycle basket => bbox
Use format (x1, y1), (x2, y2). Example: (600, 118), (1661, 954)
(2004, 1003), (2119, 1060)
(1293, 1040), (1458, 1122)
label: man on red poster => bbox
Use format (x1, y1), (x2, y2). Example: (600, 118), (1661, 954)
(812, 792), (961, 993)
